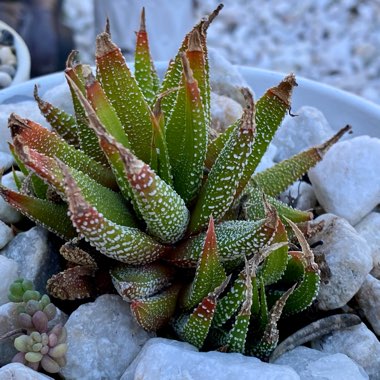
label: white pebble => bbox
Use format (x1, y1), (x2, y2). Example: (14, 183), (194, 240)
(0, 72), (12, 88)
(0, 46), (16, 66)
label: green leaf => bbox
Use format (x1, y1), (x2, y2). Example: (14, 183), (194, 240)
(165, 53), (208, 204)
(180, 216), (226, 310)
(188, 90), (256, 234)
(252, 125), (352, 197)
(96, 32), (153, 164)
(9, 113), (116, 190)
(134, 8), (159, 104)
(34, 85), (80, 148)
(131, 283), (181, 331)
(110, 263), (175, 301)
(59, 160), (165, 265)
(235, 74), (298, 199)
(0, 185), (76, 240)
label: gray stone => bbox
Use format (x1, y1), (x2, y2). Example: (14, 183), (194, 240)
(356, 275), (380, 335)
(0, 219), (14, 249)
(209, 47), (251, 105)
(355, 212), (380, 278)
(61, 294), (153, 380)
(1, 226), (61, 294)
(122, 337), (300, 380)
(311, 323), (380, 380)
(309, 136), (380, 225)
(0, 71), (12, 88)
(0, 302), (67, 366)
(279, 181), (317, 211)
(0, 363), (54, 379)
(273, 106), (334, 162)
(0, 151), (15, 171)
(0, 63), (16, 77)
(0, 255), (18, 306)
(0, 46), (16, 66)
(43, 82), (74, 114)
(309, 214), (372, 310)
(210, 92), (243, 134)
(0, 171), (25, 224)
(275, 346), (368, 380)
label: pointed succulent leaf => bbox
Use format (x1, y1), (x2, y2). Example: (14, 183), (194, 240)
(244, 184), (312, 224)
(13, 145), (137, 227)
(165, 53), (207, 204)
(59, 160), (165, 265)
(131, 283), (181, 331)
(96, 31), (153, 164)
(280, 251), (305, 285)
(236, 74), (297, 198)
(110, 263), (175, 301)
(167, 218), (274, 268)
(59, 242), (97, 268)
(252, 126), (351, 197)
(34, 85), (80, 148)
(259, 209), (289, 286)
(158, 4), (222, 118)
(134, 7), (159, 103)
(115, 140), (190, 244)
(0, 185), (76, 240)
(180, 216), (226, 310)
(65, 58), (107, 164)
(149, 97), (173, 185)
(248, 285), (295, 359)
(46, 266), (96, 300)
(188, 90), (256, 233)
(84, 72), (130, 148)
(9, 114), (116, 189)
(181, 277), (229, 348)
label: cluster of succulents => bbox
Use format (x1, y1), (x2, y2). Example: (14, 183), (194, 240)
(0, 5), (349, 359)
(7, 279), (67, 373)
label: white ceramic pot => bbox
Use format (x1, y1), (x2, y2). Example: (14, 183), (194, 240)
(0, 62), (379, 138)
(0, 20), (31, 85)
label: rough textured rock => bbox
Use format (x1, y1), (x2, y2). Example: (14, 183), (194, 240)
(309, 136), (380, 225)
(311, 323), (380, 380)
(355, 212), (380, 278)
(61, 295), (153, 380)
(279, 181), (317, 211)
(210, 92), (243, 134)
(209, 47), (251, 105)
(0, 302), (67, 366)
(356, 275), (380, 335)
(275, 346), (368, 380)
(1, 227), (61, 294)
(273, 106), (334, 162)
(0, 171), (25, 224)
(0, 255), (18, 306)
(0, 363), (54, 379)
(121, 338), (300, 380)
(309, 213), (372, 310)
(0, 219), (14, 249)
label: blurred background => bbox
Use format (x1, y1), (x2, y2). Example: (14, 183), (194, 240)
(1, 0), (380, 103)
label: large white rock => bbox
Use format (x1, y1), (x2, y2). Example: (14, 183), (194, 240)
(309, 136), (380, 225)
(309, 213), (372, 310)
(275, 346), (368, 380)
(1, 226), (61, 294)
(355, 212), (380, 278)
(0, 255), (18, 306)
(0, 363), (54, 379)
(122, 337), (300, 380)
(61, 295), (153, 380)
(0, 219), (14, 249)
(311, 323), (380, 380)
(279, 181), (317, 211)
(272, 106), (334, 162)
(356, 275), (380, 335)
(43, 82), (74, 115)
(210, 92), (243, 134)
(0, 171), (25, 224)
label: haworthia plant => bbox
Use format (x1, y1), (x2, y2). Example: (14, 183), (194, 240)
(0, 5), (350, 359)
